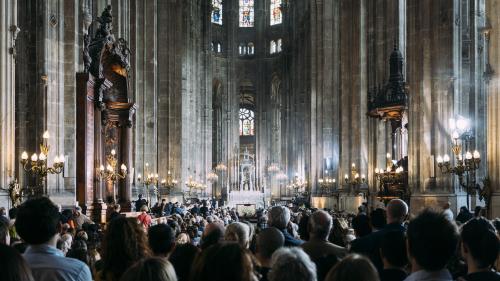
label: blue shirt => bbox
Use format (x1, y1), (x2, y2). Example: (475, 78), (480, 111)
(403, 269), (453, 281)
(24, 244), (92, 281)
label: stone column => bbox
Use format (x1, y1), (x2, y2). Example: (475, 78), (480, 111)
(0, 0), (17, 206)
(486, 0), (500, 218)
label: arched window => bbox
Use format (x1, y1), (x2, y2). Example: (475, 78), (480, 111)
(239, 108), (255, 136)
(270, 0), (282, 25)
(270, 40), (276, 54)
(217, 43), (222, 53)
(239, 0), (254, 27)
(248, 43), (254, 55)
(210, 42), (214, 52)
(277, 38), (282, 53)
(239, 44), (244, 55)
(211, 0), (223, 25)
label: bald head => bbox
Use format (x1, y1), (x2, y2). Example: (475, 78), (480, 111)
(308, 210), (333, 240)
(386, 199), (408, 224)
(257, 227), (285, 259)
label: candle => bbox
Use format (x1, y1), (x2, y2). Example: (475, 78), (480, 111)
(121, 164), (127, 171)
(21, 151), (28, 160)
(473, 150), (480, 159)
(31, 153), (38, 162)
(38, 152), (46, 161)
(99, 165), (105, 171)
(443, 154), (450, 163)
(386, 153), (391, 159)
(465, 151), (473, 160)
(436, 155), (443, 163)
(54, 156), (60, 163)
(43, 130), (50, 139)
(111, 149), (116, 156)
(59, 154), (65, 163)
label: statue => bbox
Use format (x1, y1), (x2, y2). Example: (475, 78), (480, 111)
(1, 178), (22, 207)
(83, 33), (92, 73)
(239, 148), (255, 191)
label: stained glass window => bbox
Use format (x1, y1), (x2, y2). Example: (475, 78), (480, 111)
(248, 43), (254, 55)
(211, 0), (223, 25)
(270, 0), (282, 25)
(239, 108), (255, 136)
(270, 40), (276, 54)
(239, 0), (254, 27)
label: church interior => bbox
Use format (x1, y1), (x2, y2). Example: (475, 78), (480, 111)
(1, 0), (500, 221)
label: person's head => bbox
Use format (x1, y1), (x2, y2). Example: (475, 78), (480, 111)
(141, 205), (149, 213)
(101, 217), (151, 280)
(9, 207), (18, 220)
(370, 208), (386, 230)
(406, 209), (458, 271)
(459, 206), (468, 213)
(460, 218), (499, 270)
(120, 257), (177, 281)
(114, 204), (121, 212)
(138, 194), (143, 199)
(200, 222), (224, 250)
(474, 206), (484, 217)
(149, 224), (176, 257)
(268, 206), (290, 230)
(324, 254), (379, 281)
(190, 242), (257, 281)
(15, 197), (60, 245)
(380, 230), (408, 269)
(351, 214), (371, 238)
(169, 243), (200, 281)
(268, 247), (316, 281)
(443, 202), (451, 210)
(0, 219), (9, 245)
(386, 199), (408, 224)
(0, 207), (6, 216)
(308, 210), (333, 240)
(225, 222), (250, 248)
(256, 227), (284, 261)
(0, 243), (34, 281)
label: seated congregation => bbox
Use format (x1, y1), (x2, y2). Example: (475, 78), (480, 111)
(0, 198), (499, 281)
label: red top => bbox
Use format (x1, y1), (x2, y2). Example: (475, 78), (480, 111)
(137, 212), (152, 229)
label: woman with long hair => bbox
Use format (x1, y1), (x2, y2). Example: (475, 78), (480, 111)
(96, 217), (151, 281)
(120, 257), (177, 281)
(0, 243), (34, 281)
(190, 242), (258, 281)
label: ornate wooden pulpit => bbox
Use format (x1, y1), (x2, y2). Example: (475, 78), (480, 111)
(76, 5), (136, 223)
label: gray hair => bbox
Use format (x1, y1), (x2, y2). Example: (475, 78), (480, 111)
(224, 222), (250, 248)
(268, 206), (290, 230)
(309, 210), (333, 240)
(269, 247), (317, 281)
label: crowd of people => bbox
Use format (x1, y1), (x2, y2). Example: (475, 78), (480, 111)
(0, 196), (499, 281)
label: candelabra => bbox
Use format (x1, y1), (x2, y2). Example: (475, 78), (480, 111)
(136, 163), (159, 208)
(98, 149), (127, 203)
(159, 170), (178, 198)
(436, 117), (481, 209)
(215, 162), (227, 172)
(344, 163), (366, 185)
(287, 175), (308, 198)
(267, 163), (280, 173)
(185, 175), (206, 196)
(374, 153), (406, 185)
(20, 131), (65, 197)
(318, 171), (337, 196)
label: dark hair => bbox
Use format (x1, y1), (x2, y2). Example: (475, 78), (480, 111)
(100, 217), (151, 281)
(461, 218), (499, 269)
(380, 230), (407, 268)
(351, 214), (371, 237)
(169, 243), (200, 281)
(370, 208), (386, 230)
(190, 242), (256, 281)
(474, 206), (484, 217)
(120, 257), (177, 281)
(325, 254), (379, 281)
(9, 207), (18, 219)
(407, 209), (458, 271)
(15, 197), (60, 244)
(0, 218), (9, 244)
(148, 224), (175, 256)
(0, 243), (34, 281)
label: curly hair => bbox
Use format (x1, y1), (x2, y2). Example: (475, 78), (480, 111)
(100, 217), (151, 281)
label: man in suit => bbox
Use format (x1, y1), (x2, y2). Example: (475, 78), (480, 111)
(350, 199), (408, 274)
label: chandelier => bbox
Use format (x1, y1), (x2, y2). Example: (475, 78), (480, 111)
(185, 175), (206, 196)
(287, 174), (308, 197)
(207, 170), (219, 182)
(344, 163), (365, 185)
(436, 117), (481, 208)
(20, 131), (65, 197)
(98, 149), (128, 203)
(215, 162), (227, 172)
(268, 163), (280, 173)
(318, 170), (336, 195)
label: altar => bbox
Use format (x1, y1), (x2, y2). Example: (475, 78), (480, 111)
(228, 190), (266, 209)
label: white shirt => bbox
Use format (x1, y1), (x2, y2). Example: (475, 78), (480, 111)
(443, 208), (454, 221)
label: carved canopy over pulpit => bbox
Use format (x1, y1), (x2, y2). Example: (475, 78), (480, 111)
(76, 5), (136, 222)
